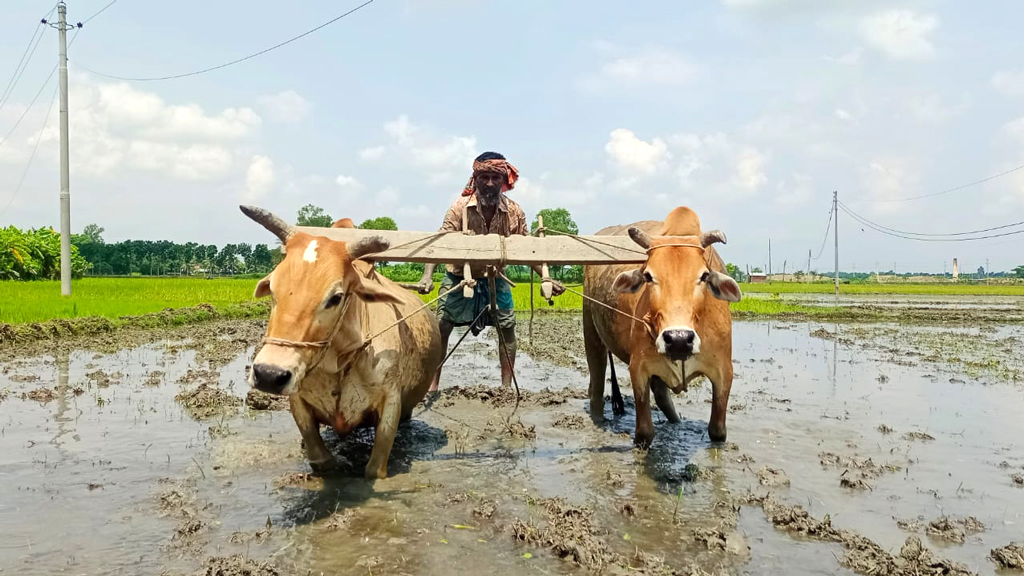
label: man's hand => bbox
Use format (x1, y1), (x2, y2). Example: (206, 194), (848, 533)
(543, 277), (566, 297)
(416, 276), (434, 295)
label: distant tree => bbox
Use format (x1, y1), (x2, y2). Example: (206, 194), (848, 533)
(1014, 265), (1024, 279)
(249, 244), (273, 272)
(794, 270), (805, 281)
(296, 204), (333, 227)
(977, 266), (985, 277)
(530, 207), (579, 236)
(359, 216), (398, 231)
(751, 267), (763, 274)
(725, 263), (746, 283)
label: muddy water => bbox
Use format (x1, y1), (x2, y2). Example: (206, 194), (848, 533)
(1, 318), (1022, 575)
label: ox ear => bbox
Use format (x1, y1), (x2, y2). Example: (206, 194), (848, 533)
(706, 270), (741, 303)
(612, 268), (645, 294)
(254, 274), (272, 299)
(349, 273), (404, 305)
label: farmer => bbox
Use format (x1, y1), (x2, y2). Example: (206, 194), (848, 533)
(416, 151), (565, 391)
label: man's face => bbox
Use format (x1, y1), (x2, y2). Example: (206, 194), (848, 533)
(474, 171), (503, 200)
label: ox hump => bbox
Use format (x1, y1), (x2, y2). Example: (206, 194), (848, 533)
(659, 207), (701, 236)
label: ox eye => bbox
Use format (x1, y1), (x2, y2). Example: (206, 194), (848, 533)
(643, 271), (654, 283)
(325, 293), (343, 309)
(699, 271), (710, 283)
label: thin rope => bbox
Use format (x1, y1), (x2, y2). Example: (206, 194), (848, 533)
(358, 279), (467, 347)
(561, 285), (655, 339)
(535, 227), (649, 256)
(489, 271), (522, 418)
(647, 243), (705, 251)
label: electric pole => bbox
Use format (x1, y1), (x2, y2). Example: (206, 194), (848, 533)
(47, 2), (79, 296)
(768, 239), (772, 283)
(807, 249), (811, 280)
(833, 190), (839, 298)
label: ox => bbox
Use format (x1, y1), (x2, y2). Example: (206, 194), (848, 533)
(241, 205), (443, 480)
(582, 206), (741, 448)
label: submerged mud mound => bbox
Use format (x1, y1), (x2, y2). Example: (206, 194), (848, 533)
(743, 494), (976, 576)
(246, 389), (289, 411)
(443, 384), (587, 408)
(191, 555), (280, 576)
(175, 383), (242, 419)
(509, 497), (719, 575)
(991, 542), (1024, 570)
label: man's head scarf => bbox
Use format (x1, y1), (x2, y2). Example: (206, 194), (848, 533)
(462, 158), (520, 197)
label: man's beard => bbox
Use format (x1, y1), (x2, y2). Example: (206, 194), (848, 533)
(477, 185), (501, 205)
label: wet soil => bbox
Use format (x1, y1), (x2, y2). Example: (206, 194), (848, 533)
(1, 312), (1022, 575)
(991, 542), (1024, 570)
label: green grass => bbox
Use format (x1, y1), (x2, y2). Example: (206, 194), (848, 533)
(0, 277), (260, 324)
(739, 282), (1024, 296)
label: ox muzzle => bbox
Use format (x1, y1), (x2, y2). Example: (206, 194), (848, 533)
(251, 363), (294, 395)
(656, 327), (701, 362)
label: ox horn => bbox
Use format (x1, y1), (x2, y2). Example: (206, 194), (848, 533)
(239, 205), (295, 243)
(700, 230), (727, 248)
(628, 227), (652, 250)
(347, 235), (391, 260)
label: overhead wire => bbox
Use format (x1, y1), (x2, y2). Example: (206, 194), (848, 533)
(83, 0), (118, 25)
(0, 5), (57, 113)
(847, 162), (1024, 205)
(71, 0), (375, 82)
(0, 85), (58, 219)
(838, 202), (1024, 242)
(810, 206), (833, 260)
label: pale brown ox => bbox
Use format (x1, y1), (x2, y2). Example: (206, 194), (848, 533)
(582, 206), (741, 448)
(241, 205), (442, 480)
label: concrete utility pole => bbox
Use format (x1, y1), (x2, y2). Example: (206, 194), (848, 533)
(833, 190), (839, 298)
(807, 249), (811, 280)
(49, 2), (78, 296)
(768, 239), (772, 282)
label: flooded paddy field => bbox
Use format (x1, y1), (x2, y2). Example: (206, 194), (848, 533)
(1, 312), (1022, 575)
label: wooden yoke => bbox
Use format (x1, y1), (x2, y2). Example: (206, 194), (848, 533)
(462, 203), (475, 299)
(537, 215), (554, 306)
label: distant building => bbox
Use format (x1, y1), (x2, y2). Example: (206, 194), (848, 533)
(952, 258), (959, 280)
(749, 273), (767, 283)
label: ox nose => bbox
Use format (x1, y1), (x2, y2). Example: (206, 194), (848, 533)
(662, 329), (697, 359)
(252, 363), (292, 394)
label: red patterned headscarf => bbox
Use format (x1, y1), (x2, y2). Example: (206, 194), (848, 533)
(461, 158), (520, 197)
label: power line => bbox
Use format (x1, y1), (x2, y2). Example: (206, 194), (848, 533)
(0, 85), (58, 219)
(0, 30), (80, 149)
(811, 205), (833, 260)
(838, 200), (1024, 237)
(839, 202), (1024, 242)
(0, 10), (54, 113)
(850, 162), (1024, 205)
(83, 0), (118, 24)
(71, 0), (375, 82)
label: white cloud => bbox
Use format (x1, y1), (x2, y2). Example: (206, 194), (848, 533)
(599, 48), (697, 86)
(835, 108), (853, 121)
(859, 10), (939, 61)
(256, 90), (311, 123)
(907, 94), (969, 123)
(335, 174), (362, 189)
(358, 145), (386, 162)
(605, 129), (670, 174)
(992, 70), (1024, 97)
(733, 148), (769, 191)
(376, 115), (477, 173)
(774, 172), (814, 206)
(242, 155), (275, 201)
(670, 132), (770, 196)
(862, 158), (919, 213)
(376, 187), (399, 207)
(825, 47), (864, 66)
(39, 75), (261, 181)
(1006, 117), (1024, 141)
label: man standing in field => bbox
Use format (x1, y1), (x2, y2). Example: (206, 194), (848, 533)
(416, 151), (564, 391)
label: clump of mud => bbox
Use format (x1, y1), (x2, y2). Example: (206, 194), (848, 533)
(819, 452), (901, 490)
(144, 370), (165, 387)
(991, 542), (1024, 570)
(273, 472), (322, 489)
(175, 383), (242, 419)
(8, 373), (40, 383)
(877, 424), (895, 434)
(553, 413), (588, 430)
(86, 369), (121, 387)
(472, 499), (497, 519)
(191, 554), (280, 576)
(743, 494), (976, 576)
(509, 496), (715, 575)
(322, 508), (356, 531)
(486, 415), (537, 440)
(229, 529), (272, 545)
(903, 431), (936, 442)
(177, 368), (220, 386)
(443, 384), (586, 408)
(1012, 473), (1024, 487)
(21, 387), (56, 403)
(896, 518), (924, 533)
(925, 516), (985, 544)
(757, 467), (790, 487)
(246, 389), (289, 411)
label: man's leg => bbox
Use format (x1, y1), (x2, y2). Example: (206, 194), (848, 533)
(494, 278), (517, 388)
(429, 317), (454, 392)
(498, 323), (516, 388)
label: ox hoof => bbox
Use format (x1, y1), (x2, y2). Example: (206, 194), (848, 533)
(309, 458), (340, 475)
(364, 466), (388, 482)
(708, 423), (727, 443)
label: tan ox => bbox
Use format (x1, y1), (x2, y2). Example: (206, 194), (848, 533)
(582, 207), (741, 448)
(241, 205), (442, 480)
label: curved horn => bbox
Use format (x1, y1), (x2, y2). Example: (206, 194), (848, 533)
(348, 235), (390, 260)
(240, 205), (295, 243)
(700, 230), (727, 248)
(628, 227), (652, 250)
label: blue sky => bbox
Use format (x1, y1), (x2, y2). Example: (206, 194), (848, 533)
(1, 0), (1023, 274)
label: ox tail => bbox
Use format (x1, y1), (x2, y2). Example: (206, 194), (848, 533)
(609, 351), (625, 416)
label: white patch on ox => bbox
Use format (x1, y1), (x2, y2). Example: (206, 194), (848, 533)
(302, 240), (319, 263)
(655, 327), (702, 356)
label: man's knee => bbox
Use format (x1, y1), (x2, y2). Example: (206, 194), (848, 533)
(499, 325), (517, 346)
(439, 318), (455, 337)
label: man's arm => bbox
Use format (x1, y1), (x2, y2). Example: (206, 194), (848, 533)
(416, 203), (460, 293)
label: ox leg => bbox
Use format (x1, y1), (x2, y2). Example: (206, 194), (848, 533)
(290, 395), (336, 472)
(708, 365), (732, 443)
(428, 319), (455, 393)
(608, 352), (626, 416)
(583, 310), (608, 419)
(630, 365), (655, 449)
(651, 376), (681, 424)
(366, 392), (401, 481)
